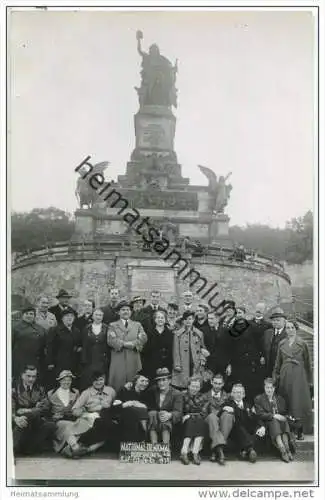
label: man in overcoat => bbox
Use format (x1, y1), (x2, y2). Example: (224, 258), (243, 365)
(263, 307), (287, 377)
(107, 300), (147, 391)
(102, 287), (120, 325)
(49, 289), (75, 324)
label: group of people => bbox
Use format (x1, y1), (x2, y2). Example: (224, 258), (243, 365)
(11, 287), (313, 465)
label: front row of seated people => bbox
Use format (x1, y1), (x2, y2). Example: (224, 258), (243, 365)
(12, 365), (296, 465)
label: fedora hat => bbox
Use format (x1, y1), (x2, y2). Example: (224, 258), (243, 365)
(56, 289), (72, 299)
(130, 296), (145, 306)
(155, 367), (171, 381)
(56, 370), (75, 381)
(270, 307), (287, 319)
(116, 299), (132, 311)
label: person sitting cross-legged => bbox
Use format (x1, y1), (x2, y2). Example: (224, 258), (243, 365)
(180, 376), (208, 466)
(12, 365), (56, 457)
(220, 383), (264, 463)
(254, 378), (295, 463)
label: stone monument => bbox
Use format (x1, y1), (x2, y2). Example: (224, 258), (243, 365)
(75, 31), (232, 246)
(12, 32), (293, 310)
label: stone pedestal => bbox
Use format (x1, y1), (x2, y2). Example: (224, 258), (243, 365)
(209, 214), (231, 243)
(131, 105), (176, 160)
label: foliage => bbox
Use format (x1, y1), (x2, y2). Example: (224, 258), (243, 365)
(11, 207), (313, 265)
(229, 211), (313, 264)
(11, 207), (75, 253)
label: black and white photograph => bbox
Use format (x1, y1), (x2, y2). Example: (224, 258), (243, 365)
(2, 0), (323, 495)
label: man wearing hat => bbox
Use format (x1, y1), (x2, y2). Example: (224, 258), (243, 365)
(263, 307), (287, 377)
(49, 289), (74, 324)
(46, 307), (82, 381)
(12, 306), (46, 383)
(145, 367), (183, 445)
(107, 300), (147, 391)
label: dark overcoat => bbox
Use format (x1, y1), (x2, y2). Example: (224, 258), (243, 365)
(141, 325), (174, 379)
(12, 320), (46, 381)
(80, 323), (110, 389)
(46, 324), (81, 375)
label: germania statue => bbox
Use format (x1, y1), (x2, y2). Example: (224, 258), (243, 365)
(135, 30), (178, 108)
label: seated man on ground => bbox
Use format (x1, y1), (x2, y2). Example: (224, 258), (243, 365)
(12, 365), (55, 457)
(254, 378), (295, 463)
(205, 374), (233, 465)
(220, 383), (265, 463)
(146, 367), (183, 445)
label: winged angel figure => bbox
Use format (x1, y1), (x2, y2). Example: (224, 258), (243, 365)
(198, 165), (232, 214)
(75, 161), (110, 209)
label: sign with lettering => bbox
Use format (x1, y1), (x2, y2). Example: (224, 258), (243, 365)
(131, 268), (176, 294)
(119, 442), (171, 464)
(137, 116), (174, 150)
(120, 189), (198, 211)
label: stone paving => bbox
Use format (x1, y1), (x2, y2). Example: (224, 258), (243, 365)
(12, 456), (315, 484)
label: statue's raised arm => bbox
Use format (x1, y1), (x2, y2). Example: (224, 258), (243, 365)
(136, 30), (146, 57)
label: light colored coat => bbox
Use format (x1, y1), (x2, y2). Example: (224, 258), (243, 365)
(107, 319), (147, 391)
(172, 326), (207, 388)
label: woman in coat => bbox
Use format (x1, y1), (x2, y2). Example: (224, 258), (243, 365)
(115, 373), (150, 442)
(107, 300), (147, 391)
(44, 370), (80, 455)
(80, 308), (109, 390)
(180, 376), (209, 466)
(142, 309), (174, 380)
(172, 311), (209, 389)
(273, 320), (313, 439)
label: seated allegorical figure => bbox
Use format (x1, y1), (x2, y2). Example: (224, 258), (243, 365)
(254, 378), (295, 463)
(146, 367), (183, 445)
(220, 383), (265, 463)
(114, 372), (150, 442)
(180, 376), (209, 466)
(12, 365), (56, 457)
(43, 370), (80, 456)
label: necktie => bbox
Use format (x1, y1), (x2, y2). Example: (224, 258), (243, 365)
(125, 320), (128, 329)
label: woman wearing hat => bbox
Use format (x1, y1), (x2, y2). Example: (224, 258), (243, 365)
(107, 300), (147, 391)
(130, 296), (146, 323)
(172, 311), (209, 390)
(43, 370), (80, 455)
(46, 308), (82, 383)
(273, 320), (313, 440)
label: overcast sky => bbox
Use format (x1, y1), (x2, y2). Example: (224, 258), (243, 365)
(9, 8), (315, 227)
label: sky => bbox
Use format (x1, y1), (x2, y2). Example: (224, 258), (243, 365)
(8, 8), (315, 227)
